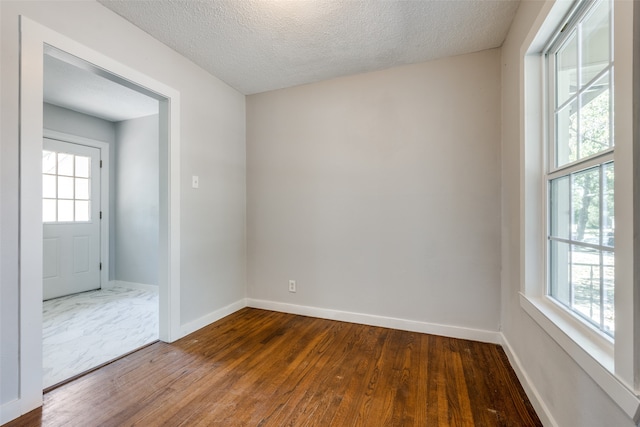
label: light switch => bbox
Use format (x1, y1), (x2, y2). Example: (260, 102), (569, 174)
(192, 175), (199, 189)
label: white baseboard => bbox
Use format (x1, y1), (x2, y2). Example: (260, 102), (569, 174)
(500, 333), (557, 427)
(246, 298), (501, 344)
(109, 280), (158, 293)
(180, 299), (247, 337)
(177, 297), (501, 344)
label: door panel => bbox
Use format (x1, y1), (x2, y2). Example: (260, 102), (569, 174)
(43, 138), (101, 300)
(73, 236), (90, 273)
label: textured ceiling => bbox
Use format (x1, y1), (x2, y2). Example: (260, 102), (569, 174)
(44, 53), (159, 122)
(99, 0), (521, 95)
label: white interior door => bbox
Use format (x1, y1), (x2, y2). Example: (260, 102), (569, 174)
(43, 138), (101, 300)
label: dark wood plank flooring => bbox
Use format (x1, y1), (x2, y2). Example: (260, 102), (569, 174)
(6, 308), (541, 426)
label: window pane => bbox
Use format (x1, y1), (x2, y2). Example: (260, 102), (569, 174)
(572, 167), (600, 244)
(43, 151), (56, 174)
(579, 72), (610, 158)
(571, 246), (601, 326)
(58, 199), (74, 222)
(556, 100), (578, 167)
(75, 201), (89, 222)
(603, 162), (614, 247)
(75, 155), (90, 178)
(602, 250), (614, 335)
(58, 153), (74, 176)
(58, 176), (74, 199)
(75, 178), (89, 200)
(43, 199), (56, 222)
(547, 0), (614, 338)
(43, 175), (56, 199)
(581, 0), (610, 86)
(556, 31), (578, 107)
(550, 176), (571, 239)
(550, 240), (571, 306)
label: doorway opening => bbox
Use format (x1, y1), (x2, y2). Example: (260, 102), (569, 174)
(41, 49), (163, 389)
(20, 16), (181, 406)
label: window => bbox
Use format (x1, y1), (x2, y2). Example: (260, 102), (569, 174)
(546, 0), (614, 337)
(521, 0), (639, 418)
(42, 150), (92, 222)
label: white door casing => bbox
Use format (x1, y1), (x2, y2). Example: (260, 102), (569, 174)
(42, 138), (101, 300)
(19, 16), (181, 418)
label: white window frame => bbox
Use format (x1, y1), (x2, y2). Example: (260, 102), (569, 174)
(42, 149), (94, 224)
(545, 0), (615, 338)
(520, 0), (639, 421)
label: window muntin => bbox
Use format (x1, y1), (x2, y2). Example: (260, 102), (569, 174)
(547, 0), (614, 337)
(552, 0), (613, 170)
(42, 150), (92, 223)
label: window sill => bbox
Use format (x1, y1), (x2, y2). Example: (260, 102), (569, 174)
(519, 293), (640, 422)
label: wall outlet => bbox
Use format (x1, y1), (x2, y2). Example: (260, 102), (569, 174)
(288, 280), (296, 293)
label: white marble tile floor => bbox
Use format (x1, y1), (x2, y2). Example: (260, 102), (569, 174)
(43, 285), (159, 389)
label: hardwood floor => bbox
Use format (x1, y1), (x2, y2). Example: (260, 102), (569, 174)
(6, 308), (541, 426)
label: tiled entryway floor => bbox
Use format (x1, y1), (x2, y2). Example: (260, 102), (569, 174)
(43, 285), (158, 388)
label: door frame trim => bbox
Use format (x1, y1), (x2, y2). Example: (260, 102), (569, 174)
(19, 16), (182, 413)
(43, 131), (110, 289)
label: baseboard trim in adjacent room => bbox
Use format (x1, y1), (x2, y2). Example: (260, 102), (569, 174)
(500, 333), (558, 427)
(110, 280), (159, 293)
(246, 298), (501, 344)
(180, 299), (247, 338)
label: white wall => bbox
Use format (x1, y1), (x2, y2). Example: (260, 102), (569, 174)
(247, 49), (502, 334)
(501, 2), (634, 426)
(43, 102), (116, 144)
(114, 115), (159, 286)
(1, 0), (246, 412)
